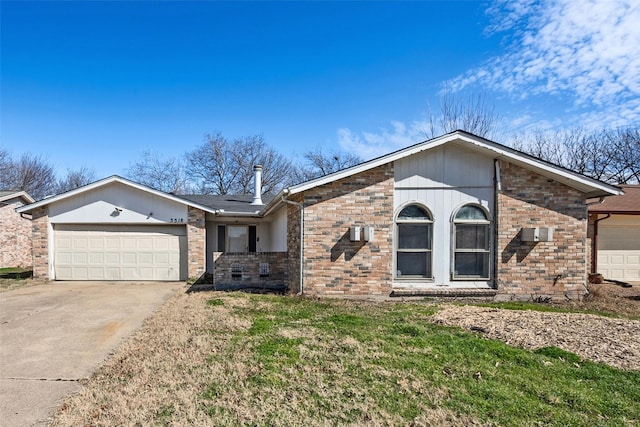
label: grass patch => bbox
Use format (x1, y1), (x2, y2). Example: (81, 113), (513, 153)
(201, 295), (639, 426)
(0, 267), (32, 279)
(51, 293), (640, 426)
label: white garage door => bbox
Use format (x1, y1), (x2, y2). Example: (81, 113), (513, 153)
(597, 225), (640, 282)
(54, 225), (187, 281)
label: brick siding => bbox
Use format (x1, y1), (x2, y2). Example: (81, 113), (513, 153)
(289, 163), (395, 296)
(187, 206), (206, 280)
(31, 206), (49, 279)
(496, 161), (589, 301)
(0, 197), (33, 268)
(212, 252), (287, 286)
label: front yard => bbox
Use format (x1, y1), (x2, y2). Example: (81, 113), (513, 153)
(50, 289), (639, 426)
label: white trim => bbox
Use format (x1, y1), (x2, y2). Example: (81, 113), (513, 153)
(284, 131), (623, 198)
(0, 191), (35, 204)
(16, 175), (216, 214)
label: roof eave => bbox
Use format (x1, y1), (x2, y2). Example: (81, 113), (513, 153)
(16, 175), (217, 214)
(283, 130), (623, 198)
(0, 191), (35, 204)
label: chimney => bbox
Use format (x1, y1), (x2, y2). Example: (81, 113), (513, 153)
(251, 165), (263, 205)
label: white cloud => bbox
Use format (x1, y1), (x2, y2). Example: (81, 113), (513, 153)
(337, 120), (429, 160)
(449, 0), (640, 129)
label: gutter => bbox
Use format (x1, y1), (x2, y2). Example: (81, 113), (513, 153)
(281, 191), (304, 296)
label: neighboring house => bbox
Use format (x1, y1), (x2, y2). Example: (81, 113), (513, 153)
(17, 131), (622, 300)
(0, 191), (35, 268)
(588, 184), (640, 282)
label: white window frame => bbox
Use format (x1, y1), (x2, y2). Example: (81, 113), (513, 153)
(395, 203), (434, 280)
(451, 204), (491, 280)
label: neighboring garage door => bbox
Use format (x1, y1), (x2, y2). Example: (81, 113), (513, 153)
(597, 225), (640, 282)
(54, 225), (187, 281)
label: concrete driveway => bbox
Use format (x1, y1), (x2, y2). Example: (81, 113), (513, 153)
(0, 281), (182, 427)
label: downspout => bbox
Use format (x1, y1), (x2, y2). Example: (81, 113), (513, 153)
(493, 159), (502, 291)
(281, 192), (304, 296)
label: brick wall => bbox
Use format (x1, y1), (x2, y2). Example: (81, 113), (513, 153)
(31, 206), (49, 279)
(187, 206), (206, 280)
(0, 198), (33, 268)
(290, 163), (395, 296)
(496, 161), (589, 301)
(212, 252), (287, 286)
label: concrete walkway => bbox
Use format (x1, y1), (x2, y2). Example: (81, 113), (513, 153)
(0, 281), (182, 427)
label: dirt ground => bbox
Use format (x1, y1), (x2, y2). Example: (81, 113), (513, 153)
(432, 282), (640, 370)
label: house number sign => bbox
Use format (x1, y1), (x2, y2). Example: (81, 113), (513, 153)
(170, 218), (184, 223)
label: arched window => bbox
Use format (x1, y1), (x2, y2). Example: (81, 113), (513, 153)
(396, 204), (433, 279)
(453, 205), (490, 279)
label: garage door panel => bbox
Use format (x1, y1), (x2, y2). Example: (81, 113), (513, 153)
(88, 253), (104, 264)
(138, 253), (154, 264)
(72, 253), (88, 264)
(105, 238), (120, 250)
(122, 238), (137, 250)
(598, 250), (640, 281)
(106, 268), (120, 280)
(105, 253), (120, 264)
(89, 238), (104, 250)
(73, 238), (89, 250)
(597, 224), (640, 281)
(89, 267), (105, 280)
(54, 226), (185, 281)
(139, 238), (153, 250)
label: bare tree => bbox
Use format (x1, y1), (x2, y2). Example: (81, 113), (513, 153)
(185, 133), (292, 195)
(55, 166), (96, 194)
(0, 146), (14, 189)
(427, 87), (500, 139)
(608, 128), (640, 184)
(126, 149), (190, 194)
(292, 146), (363, 183)
(0, 153), (57, 200)
(511, 127), (639, 184)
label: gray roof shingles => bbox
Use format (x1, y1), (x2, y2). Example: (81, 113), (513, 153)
(177, 194), (276, 214)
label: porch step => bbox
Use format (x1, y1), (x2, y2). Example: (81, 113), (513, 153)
(390, 288), (498, 299)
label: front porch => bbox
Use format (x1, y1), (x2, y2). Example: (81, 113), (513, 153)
(210, 251), (288, 290)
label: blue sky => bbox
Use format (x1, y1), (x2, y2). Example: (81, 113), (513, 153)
(2, 0), (639, 179)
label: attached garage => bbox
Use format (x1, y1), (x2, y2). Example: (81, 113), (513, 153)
(597, 223), (640, 282)
(589, 184), (640, 283)
(15, 176), (211, 281)
(54, 225), (187, 281)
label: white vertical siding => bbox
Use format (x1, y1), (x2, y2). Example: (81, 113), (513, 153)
(49, 182), (188, 224)
(267, 207), (288, 252)
(394, 144), (495, 288)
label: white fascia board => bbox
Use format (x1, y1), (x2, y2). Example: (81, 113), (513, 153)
(283, 131), (622, 198)
(0, 191), (35, 204)
(16, 175), (217, 214)
(286, 133), (461, 195)
(458, 138), (623, 196)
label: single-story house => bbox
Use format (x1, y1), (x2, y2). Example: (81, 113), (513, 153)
(588, 184), (640, 282)
(17, 131), (623, 300)
(0, 191), (35, 268)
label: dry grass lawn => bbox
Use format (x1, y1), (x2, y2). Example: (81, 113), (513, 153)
(49, 287), (640, 426)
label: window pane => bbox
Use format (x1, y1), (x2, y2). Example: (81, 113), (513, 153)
(455, 205), (487, 220)
(454, 252), (489, 277)
(397, 252), (432, 277)
(228, 226), (247, 252)
(398, 224), (432, 249)
(456, 225), (488, 249)
(398, 205), (431, 220)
